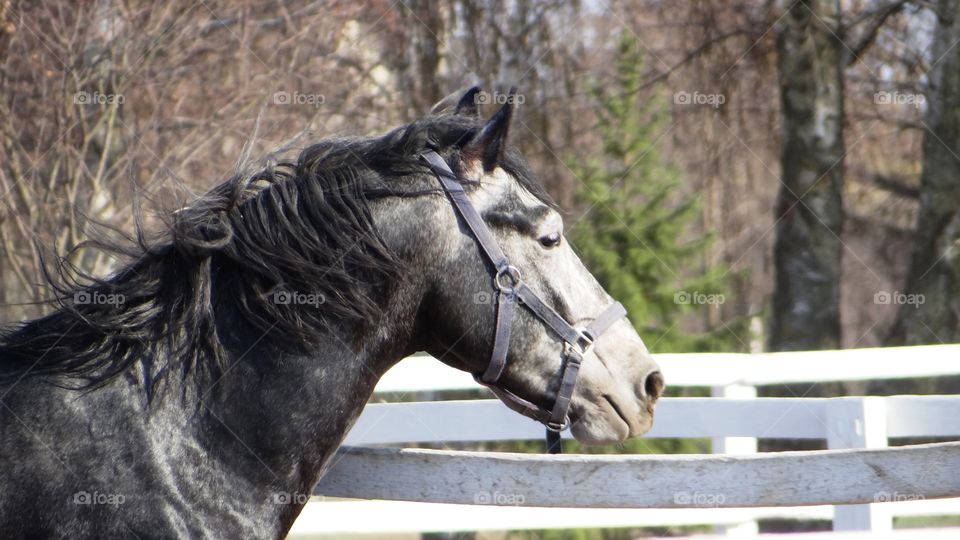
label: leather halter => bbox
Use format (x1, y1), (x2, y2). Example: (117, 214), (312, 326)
(420, 150), (627, 454)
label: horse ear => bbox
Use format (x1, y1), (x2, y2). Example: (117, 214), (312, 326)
(465, 88), (515, 172)
(430, 86), (482, 117)
(453, 86), (481, 117)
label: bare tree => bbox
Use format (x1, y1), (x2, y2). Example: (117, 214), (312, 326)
(770, 0), (905, 351)
(0, 0), (364, 321)
(890, 0), (960, 344)
(769, 0), (847, 351)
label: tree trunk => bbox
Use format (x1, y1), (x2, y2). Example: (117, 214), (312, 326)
(398, 0), (444, 118)
(889, 0), (960, 345)
(770, 0), (845, 352)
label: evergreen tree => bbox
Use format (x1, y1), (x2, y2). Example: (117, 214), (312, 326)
(567, 35), (743, 354)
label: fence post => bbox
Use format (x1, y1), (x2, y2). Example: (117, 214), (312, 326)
(711, 383), (759, 454)
(712, 383), (759, 537)
(825, 397), (891, 532)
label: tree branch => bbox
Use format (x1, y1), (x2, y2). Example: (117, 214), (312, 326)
(843, 0), (909, 66)
(634, 29), (758, 92)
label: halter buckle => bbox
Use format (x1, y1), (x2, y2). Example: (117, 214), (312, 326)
(546, 418), (569, 432)
(494, 265), (522, 291)
(572, 327), (596, 356)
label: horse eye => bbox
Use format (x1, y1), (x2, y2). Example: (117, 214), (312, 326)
(539, 232), (562, 248)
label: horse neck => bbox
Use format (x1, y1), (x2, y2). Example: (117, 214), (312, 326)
(180, 273), (421, 532)
(175, 192), (433, 533)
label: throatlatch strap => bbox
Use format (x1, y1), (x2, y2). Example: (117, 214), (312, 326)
(482, 290), (516, 383)
(477, 380), (553, 424)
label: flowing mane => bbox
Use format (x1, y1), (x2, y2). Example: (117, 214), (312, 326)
(0, 112), (551, 394)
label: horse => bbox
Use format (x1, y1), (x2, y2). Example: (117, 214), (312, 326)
(0, 87), (663, 538)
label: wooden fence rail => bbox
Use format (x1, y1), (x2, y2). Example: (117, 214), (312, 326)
(344, 395), (960, 445)
(374, 345), (960, 393)
(315, 442), (960, 508)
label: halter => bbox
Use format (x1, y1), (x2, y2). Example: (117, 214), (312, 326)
(420, 150), (627, 454)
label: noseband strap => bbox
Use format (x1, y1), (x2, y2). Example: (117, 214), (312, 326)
(420, 150), (627, 454)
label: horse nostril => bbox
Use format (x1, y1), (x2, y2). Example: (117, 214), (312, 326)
(644, 370), (665, 402)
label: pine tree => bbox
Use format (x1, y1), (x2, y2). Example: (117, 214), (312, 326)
(567, 35), (742, 354)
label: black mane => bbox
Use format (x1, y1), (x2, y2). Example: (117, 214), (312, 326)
(0, 112), (552, 393)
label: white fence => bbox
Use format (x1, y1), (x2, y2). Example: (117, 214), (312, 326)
(290, 344), (960, 537)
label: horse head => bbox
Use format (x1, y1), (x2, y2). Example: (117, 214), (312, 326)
(391, 87), (664, 444)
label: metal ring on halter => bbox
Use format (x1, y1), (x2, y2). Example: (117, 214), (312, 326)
(572, 327), (596, 355)
(546, 418), (569, 432)
(494, 265), (522, 291)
